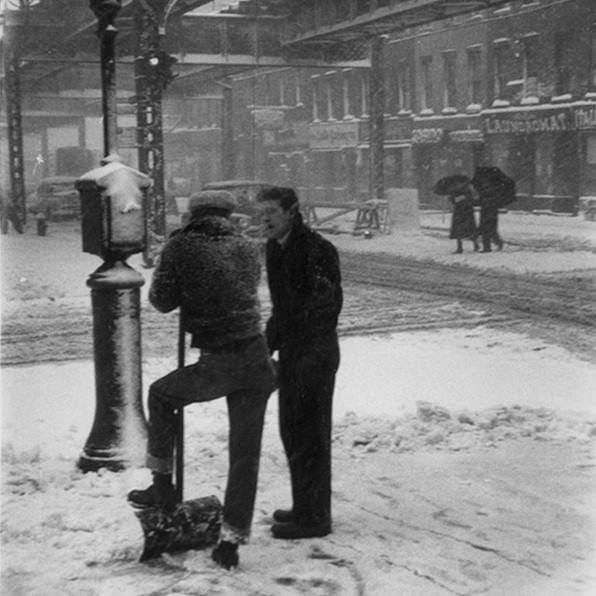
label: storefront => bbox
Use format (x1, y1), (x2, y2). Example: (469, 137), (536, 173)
(412, 115), (483, 209)
(574, 103), (596, 209)
(306, 120), (360, 203)
(483, 105), (588, 213)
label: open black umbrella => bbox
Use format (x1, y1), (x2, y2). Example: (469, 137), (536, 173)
(471, 166), (516, 207)
(432, 174), (471, 196)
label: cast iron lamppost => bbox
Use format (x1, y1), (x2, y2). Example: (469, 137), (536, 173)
(76, 0), (150, 472)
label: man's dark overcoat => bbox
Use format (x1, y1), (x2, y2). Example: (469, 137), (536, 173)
(264, 213), (343, 527)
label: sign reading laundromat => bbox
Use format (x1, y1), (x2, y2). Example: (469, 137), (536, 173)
(485, 108), (571, 134)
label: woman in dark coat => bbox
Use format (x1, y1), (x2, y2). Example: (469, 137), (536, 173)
(449, 185), (478, 253)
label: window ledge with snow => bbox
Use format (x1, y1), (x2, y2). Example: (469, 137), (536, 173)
(419, 108), (435, 116)
(491, 99), (510, 108)
(521, 96), (539, 105)
(441, 107), (458, 115)
(465, 104), (482, 114)
(551, 94), (572, 103)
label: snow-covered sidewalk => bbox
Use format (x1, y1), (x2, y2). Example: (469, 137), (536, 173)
(2, 212), (596, 595)
(2, 326), (596, 595)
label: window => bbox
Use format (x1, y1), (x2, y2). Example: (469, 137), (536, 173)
(492, 41), (509, 102)
(397, 61), (412, 111)
(466, 46), (482, 105)
(521, 34), (539, 102)
(361, 73), (370, 117)
(554, 32), (573, 95)
(342, 69), (353, 118)
(588, 31), (596, 92)
(420, 56), (433, 111)
(442, 51), (458, 109)
(356, 0), (371, 16)
(266, 74), (281, 105)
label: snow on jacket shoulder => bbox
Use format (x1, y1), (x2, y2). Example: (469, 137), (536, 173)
(149, 215), (262, 348)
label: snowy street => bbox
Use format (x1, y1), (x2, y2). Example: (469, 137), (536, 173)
(1, 212), (596, 595)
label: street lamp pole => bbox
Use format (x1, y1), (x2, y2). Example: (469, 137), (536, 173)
(91, 0), (120, 158)
(77, 0), (149, 472)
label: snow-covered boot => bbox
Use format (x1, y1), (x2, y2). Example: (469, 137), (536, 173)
(127, 473), (178, 511)
(211, 540), (239, 569)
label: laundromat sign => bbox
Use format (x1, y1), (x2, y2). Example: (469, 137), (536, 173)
(485, 105), (596, 134)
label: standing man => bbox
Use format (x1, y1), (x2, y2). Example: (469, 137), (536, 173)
(128, 190), (277, 569)
(257, 186), (343, 539)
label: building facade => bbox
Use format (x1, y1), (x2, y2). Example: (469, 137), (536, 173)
(229, 0), (595, 213)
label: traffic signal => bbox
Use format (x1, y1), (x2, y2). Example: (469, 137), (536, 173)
(147, 50), (178, 90)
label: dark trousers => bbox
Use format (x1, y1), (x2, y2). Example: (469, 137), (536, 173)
(146, 335), (276, 543)
(278, 341), (338, 527)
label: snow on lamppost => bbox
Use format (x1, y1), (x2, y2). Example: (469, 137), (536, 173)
(75, 0), (150, 472)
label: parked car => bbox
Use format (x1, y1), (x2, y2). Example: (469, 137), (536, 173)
(28, 176), (79, 221)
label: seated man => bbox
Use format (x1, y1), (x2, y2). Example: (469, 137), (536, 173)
(128, 190), (277, 569)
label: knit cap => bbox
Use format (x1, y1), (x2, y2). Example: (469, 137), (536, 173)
(189, 190), (236, 215)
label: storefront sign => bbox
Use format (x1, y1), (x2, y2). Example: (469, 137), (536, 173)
(574, 106), (596, 130)
(252, 108), (285, 130)
(385, 118), (413, 142)
(265, 121), (311, 148)
(485, 109), (571, 134)
(448, 129), (484, 143)
(412, 128), (444, 144)
(309, 121), (359, 149)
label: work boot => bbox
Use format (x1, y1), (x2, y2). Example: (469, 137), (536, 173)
(495, 237), (504, 251)
(271, 520), (331, 540)
(273, 508), (294, 523)
(127, 472), (177, 511)
(211, 540), (239, 569)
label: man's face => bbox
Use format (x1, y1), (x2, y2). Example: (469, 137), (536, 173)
(258, 200), (293, 240)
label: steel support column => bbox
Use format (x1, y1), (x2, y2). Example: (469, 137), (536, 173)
(4, 11), (26, 224)
(221, 81), (235, 180)
(135, 0), (167, 267)
(369, 35), (386, 200)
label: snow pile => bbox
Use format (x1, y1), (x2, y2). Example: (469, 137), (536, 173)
(335, 402), (596, 455)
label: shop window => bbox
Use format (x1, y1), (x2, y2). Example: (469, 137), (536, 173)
(521, 34), (539, 104)
(420, 56), (433, 112)
(442, 51), (458, 111)
(466, 47), (483, 107)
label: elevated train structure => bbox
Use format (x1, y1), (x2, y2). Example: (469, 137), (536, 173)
(1, 0), (594, 239)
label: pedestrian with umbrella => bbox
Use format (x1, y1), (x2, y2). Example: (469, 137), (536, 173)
(471, 166), (516, 252)
(433, 174), (479, 254)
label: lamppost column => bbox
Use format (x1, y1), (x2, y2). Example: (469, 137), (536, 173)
(77, 0), (149, 472)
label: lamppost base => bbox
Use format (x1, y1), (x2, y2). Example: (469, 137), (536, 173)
(78, 449), (129, 473)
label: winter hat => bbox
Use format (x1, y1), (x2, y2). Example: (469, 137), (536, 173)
(188, 190), (236, 216)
